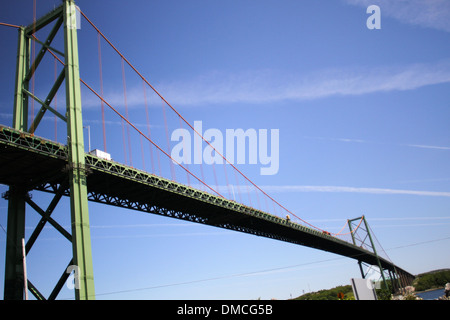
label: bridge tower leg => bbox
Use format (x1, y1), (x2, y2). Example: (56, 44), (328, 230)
(3, 25), (29, 301)
(64, 0), (95, 300)
(3, 187), (27, 300)
(3, 0), (95, 300)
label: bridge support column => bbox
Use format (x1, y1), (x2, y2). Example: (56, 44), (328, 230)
(388, 269), (398, 293)
(3, 187), (27, 300)
(357, 261), (365, 279)
(12, 27), (28, 131)
(3, 26), (28, 300)
(64, 0), (95, 300)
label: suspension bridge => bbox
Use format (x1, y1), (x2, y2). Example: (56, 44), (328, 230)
(0, 0), (414, 300)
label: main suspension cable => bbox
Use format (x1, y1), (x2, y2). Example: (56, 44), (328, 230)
(76, 8), (323, 230)
(46, 43), (225, 199)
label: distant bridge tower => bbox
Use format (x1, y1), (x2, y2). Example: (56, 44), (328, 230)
(348, 216), (410, 293)
(3, 0), (95, 300)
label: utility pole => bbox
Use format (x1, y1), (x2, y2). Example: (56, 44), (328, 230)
(21, 238), (28, 300)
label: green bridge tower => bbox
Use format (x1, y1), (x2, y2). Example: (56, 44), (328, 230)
(3, 0), (95, 300)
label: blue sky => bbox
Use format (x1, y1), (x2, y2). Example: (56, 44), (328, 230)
(0, 0), (449, 300)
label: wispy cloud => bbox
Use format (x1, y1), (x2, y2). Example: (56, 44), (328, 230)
(405, 144), (450, 150)
(0, 112), (12, 119)
(308, 216), (450, 223)
(150, 59), (450, 107)
(306, 136), (450, 152)
(305, 136), (370, 144)
(308, 216), (450, 230)
(74, 56), (450, 109)
(259, 185), (450, 197)
(198, 184), (450, 197)
(90, 231), (229, 240)
(344, 0), (450, 32)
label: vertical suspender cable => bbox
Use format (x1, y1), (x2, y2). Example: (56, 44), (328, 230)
(97, 32), (107, 152)
(121, 119), (127, 165)
(42, 35), (225, 199)
(223, 160), (231, 199)
(178, 117), (191, 186)
(255, 187), (261, 211)
(54, 57), (58, 141)
(78, 8), (314, 227)
(162, 99), (175, 180)
(234, 170), (243, 204)
(142, 81), (155, 174)
(80, 78), (223, 197)
(75, 8), (356, 232)
(212, 162), (219, 196)
(121, 58), (132, 166)
(140, 135), (146, 171)
(30, 0), (37, 135)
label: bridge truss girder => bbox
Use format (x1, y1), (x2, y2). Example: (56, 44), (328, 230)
(1, 119), (415, 300)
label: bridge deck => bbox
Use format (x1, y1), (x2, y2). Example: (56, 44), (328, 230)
(0, 125), (412, 277)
